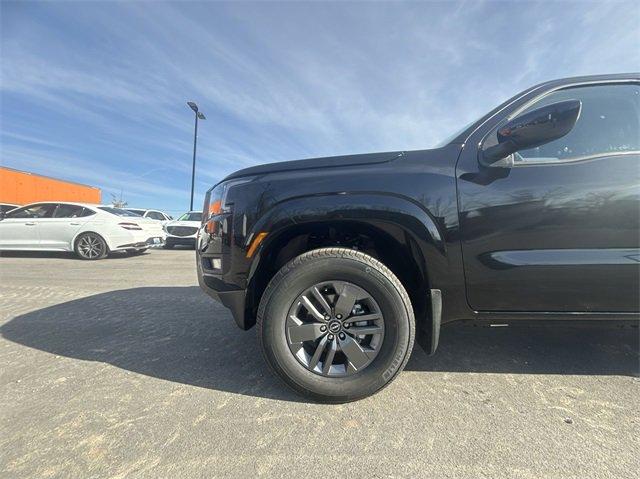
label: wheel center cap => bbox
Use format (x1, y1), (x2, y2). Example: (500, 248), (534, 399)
(328, 319), (342, 334)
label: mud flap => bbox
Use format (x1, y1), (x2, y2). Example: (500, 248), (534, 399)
(416, 289), (442, 355)
(429, 289), (442, 355)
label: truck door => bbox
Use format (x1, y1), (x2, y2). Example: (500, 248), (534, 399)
(456, 82), (640, 313)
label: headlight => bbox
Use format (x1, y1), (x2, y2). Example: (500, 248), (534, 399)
(202, 177), (253, 235)
(205, 177), (253, 219)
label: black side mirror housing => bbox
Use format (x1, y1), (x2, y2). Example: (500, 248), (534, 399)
(481, 99), (582, 166)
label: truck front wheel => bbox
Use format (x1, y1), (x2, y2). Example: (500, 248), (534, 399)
(257, 247), (415, 403)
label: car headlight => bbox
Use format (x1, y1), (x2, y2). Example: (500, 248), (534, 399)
(205, 177), (253, 218)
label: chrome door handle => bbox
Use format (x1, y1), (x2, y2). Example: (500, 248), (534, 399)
(70, 222), (81, 226)
(25, 222), (36, 226)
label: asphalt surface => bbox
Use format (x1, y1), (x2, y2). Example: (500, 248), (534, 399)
(1, 249), (638, 478)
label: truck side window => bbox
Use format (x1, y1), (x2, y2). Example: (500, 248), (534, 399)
(504, 84), (639, 164)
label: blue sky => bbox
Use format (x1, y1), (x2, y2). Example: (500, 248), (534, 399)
(1, 1), (639, 215)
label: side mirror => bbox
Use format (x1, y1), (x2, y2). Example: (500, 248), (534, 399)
(481, 99), (582, 166)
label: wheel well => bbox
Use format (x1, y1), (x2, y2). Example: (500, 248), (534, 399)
(246, 220), (430, 332)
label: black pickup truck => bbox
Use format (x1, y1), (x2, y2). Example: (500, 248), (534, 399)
(197, 74), (639, 402)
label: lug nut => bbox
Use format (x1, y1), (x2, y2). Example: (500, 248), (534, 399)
(324, 315), (330, 320)
(320, 325), (327, 332)
(339, 333), (345, 340)
(344, 323), (350, 329)
(336, 314), (342, 320)
(328, 334), (334, 340)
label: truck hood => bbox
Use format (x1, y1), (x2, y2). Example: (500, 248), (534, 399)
(224, 150), (403, 180)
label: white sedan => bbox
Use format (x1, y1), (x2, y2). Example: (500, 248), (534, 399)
(0, 202), (166, 260)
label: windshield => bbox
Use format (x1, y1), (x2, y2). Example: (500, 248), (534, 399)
(177, 212), (202, 221)
(432, 117), (481, 148)
(98, 206), (143, 217)
(124, 209), (145, 216)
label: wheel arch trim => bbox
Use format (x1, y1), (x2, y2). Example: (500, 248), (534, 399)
(246, 192), (447, 286)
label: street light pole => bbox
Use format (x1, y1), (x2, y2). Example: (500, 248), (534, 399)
(187, 101), (206, 211)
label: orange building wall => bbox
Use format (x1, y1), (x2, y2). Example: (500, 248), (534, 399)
(0, 167), (101, 205)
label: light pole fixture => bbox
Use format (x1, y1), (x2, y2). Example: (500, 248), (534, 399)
(187, 101), (206, 211)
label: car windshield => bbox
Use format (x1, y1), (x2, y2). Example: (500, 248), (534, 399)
(124, 209), (145, 216)
(98, 206), (142, 217)
(177, 212), (202, 221)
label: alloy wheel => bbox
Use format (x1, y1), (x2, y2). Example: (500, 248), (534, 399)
(286, 281), (385, 377)
(78, 234), (105, 259)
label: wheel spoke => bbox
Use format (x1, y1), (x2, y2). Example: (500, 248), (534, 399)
(348, 325), (383, 336)
(343, 313), (381, 324)
(288, 321), (326, 343)
(311, 286), (332, 316)
(322, 338), (337, 375)
(301, 295), (325, 321)
(286, 280), (384, 377)
(334, 283), (358, 318)
(308, 335), (328, 370)
(78, 235), (103, 259)
(339, 335), (372, 371)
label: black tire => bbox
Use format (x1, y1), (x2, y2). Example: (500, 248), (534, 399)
(74, 232), (108, 260)
(257, 247), (415, 403)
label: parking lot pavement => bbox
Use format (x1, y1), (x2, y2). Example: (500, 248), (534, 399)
(1, 249), (638, 478)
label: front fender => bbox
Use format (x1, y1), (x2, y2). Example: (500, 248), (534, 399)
(246, 192), (448, 288)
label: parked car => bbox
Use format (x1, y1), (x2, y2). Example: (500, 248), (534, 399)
(163, 211), (202, 249)
(197, 74), (640, 402)
(0, 202), (165, 259)
(0, 203), (19, 214)
(124, 208), (172, 223)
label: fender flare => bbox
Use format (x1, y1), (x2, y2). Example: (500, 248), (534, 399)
(246, 192), (448, 288)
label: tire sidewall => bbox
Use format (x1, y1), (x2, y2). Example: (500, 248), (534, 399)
(260, 251), (412, 401)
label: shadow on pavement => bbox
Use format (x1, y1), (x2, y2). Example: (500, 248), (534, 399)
(1, 287), (303, 402)
(0, 251), (77, 259)
(407, 320), (639, 376)
(0, 250), (142, 260)
(2, 287), (638, 403)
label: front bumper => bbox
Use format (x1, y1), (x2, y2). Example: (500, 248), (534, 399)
(197, 256), (248, 329)
(165, 235), (196, 247)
